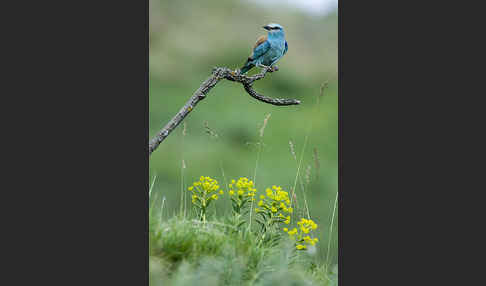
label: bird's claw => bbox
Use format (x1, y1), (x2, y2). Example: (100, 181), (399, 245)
(258, 65), (278, 73)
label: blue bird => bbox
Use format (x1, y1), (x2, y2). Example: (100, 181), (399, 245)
(239, 23), (288, 74)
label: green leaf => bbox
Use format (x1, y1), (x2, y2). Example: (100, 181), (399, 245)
(240, 200), (247, 208)
(255, 219), (265, 226)
(258, 212), (267, 220)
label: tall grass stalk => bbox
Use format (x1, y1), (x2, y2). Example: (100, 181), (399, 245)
(220, 161), (229, 189)
(179, 122), (187, 219)
(249, 113), (271, 231)
(220, 161), (229, 219)
(290, 83), (329, 219)
(149, 175), (158, 222)
(149, 175), (157, 200)
(325, 191), (338, 273)
(290, 134), (311, 219)
(159, 196), (166, 229)
(180, 159), (186, 218)
(253, 113), (271, 185)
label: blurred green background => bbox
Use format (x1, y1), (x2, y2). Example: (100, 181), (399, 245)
(149, 0), (338, 264)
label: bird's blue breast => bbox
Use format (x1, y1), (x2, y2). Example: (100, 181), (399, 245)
(258, 38), (286, 66)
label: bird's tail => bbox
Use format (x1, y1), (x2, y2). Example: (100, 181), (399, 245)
(239, 60), (254, 74)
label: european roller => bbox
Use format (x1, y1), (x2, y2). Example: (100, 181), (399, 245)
(239, 23), (288, 74)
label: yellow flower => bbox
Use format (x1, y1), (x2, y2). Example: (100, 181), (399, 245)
(260, 195), (265, 200)
(211, 194), (218, 200)
(283, 227), (288, 232)
(188, 186), (194, 191)
(284, 216), (290, 224)
(258, 200), (263, 206)
(219, 190), (224, 195)
(238, 190), (244, 196)
(296, 244), (306, 250)
(271, 207), (277, 213)
(288, 207), (293, 213)
(229, 190), (234, 195)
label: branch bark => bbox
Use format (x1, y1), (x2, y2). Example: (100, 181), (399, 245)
(149, 66), (301, 155)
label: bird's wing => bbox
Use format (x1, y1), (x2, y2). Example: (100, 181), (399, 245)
(253, 35), (267, 51)
(250, 35), (270, 60)
(284, 41), (288, 55)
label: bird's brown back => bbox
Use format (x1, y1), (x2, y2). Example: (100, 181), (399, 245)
(253, 35), (267, 51)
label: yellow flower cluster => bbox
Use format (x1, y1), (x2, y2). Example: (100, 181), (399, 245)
(284, 218), (319, 250)
(255, 185), (292, 224)
(188, 176), (223, 205)
(228, 177), (256, 199)
(297, 218), (318, 233)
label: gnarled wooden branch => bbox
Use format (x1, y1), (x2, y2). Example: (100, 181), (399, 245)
(149, 66), (301, 155)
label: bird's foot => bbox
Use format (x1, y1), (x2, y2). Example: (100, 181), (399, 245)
(257, 64), (268, 69)
(229, 69), (242, 78)
(257, 65), (278, 73)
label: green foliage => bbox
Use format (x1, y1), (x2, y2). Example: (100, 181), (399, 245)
(149, 215), (337, 286)
(149, 174), (337, 285)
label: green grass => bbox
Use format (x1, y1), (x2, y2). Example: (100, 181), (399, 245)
(149, 175), (337, 285)
(149, 214), (338, 286)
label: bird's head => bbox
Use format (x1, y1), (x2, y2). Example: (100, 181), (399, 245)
(263, 23), (285, 37)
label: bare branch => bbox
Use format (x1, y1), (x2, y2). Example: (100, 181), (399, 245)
(149, 66), (301, 155)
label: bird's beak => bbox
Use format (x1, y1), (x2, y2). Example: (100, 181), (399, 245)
(263, 25), (271, 31)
